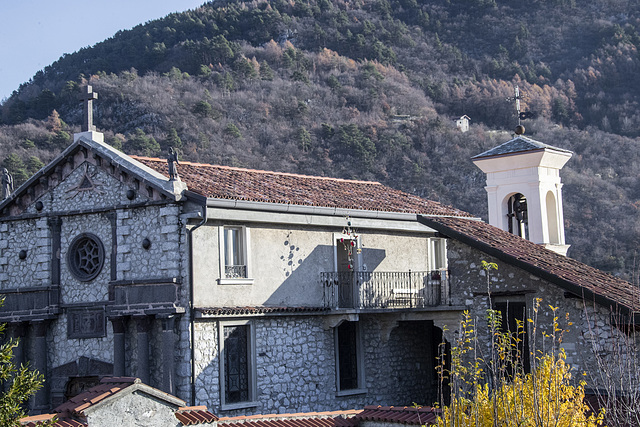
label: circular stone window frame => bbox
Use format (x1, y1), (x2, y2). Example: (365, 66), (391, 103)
(67, 233), (105, 282)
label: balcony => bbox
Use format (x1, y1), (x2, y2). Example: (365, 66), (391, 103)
(321, 270), (449, 310)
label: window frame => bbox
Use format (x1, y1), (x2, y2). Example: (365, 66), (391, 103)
(492, 297), (531, 374)
(428, 237), (447, 271)
(218, 320), (259, 410)
(333, 232), (362, 272)
(334, 320), (367, 396)
(218, 225), (254, 285)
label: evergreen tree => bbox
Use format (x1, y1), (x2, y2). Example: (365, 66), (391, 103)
(126, 129), (161, 157)
(165, 128), (183, 149)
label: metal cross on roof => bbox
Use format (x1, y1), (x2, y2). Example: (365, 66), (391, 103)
(79, 85), (98, 132)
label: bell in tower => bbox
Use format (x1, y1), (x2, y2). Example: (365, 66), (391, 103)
(472, 134), (573, 256)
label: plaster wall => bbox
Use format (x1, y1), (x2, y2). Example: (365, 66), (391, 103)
(192, 222), (433, 308)
(85, 391), (181, 427)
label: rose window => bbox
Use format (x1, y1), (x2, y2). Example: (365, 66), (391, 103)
(68, 233), (105, 281)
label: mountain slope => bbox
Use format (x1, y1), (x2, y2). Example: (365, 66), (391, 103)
(0, 0), (638, 283)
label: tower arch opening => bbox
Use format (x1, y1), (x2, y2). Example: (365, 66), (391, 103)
(507, 193), (528, 239)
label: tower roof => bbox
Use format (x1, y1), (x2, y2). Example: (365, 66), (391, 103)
(472, 135), (573, 160)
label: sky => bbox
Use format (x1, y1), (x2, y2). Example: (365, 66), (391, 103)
(0, 0), (207, 102)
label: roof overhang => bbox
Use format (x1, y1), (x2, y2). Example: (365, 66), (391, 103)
(472, 148), (572, 174)
(417, 215), (640, 324)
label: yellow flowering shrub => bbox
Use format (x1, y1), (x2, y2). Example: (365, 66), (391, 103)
(437, 349), (604, 427)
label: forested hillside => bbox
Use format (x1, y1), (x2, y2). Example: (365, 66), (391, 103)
(0, 0), (638, 283)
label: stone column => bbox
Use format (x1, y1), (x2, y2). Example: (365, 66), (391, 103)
(160, 316), (176, 395)
(135, 316), (151, 384)
(3, 323), (26, 393)
(111, 318), (126, 377)
(32, 321), (49, 412)
(47, 217), (62, 287)
(8, 323), (26, 367)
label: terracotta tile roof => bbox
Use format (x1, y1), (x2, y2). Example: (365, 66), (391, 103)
(219, 409), (361, 427)
(472, 135), (572, 159)
(132, 157), (473, 217)
(198, 306), (327, 316)
(20, 413), (86, 427)
(53, 377), (138, 418)
(418, 216), (640, 315)
(22, 378), (219, 426)
(356, 405), (440, 425)
(176, 406), (219, 425)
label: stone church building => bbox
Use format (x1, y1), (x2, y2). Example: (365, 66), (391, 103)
(1, 91), (638, 416)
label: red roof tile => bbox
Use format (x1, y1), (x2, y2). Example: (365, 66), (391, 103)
(356, 405), (440, 425)
(176, 406), (219, 425)
(198, 306), (327, 316)
(53, 377), (138, 418)
(219, 409), (361, 427)
(418, 216), (640, 315)
(20, 413), (86, 427)
(133, 157), (472, 218)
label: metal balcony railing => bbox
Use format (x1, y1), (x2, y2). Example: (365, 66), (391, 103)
(321, 270), (449, 309)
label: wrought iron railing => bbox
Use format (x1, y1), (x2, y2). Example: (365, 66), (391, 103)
(321, 270), (449, 309)
(225, 265), (247, 278)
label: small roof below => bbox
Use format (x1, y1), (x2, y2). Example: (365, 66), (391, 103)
(472, 135), (573, 160)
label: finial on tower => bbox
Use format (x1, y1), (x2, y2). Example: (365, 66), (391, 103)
(79, 85), (98, 132)
(506, 86), (534, 134)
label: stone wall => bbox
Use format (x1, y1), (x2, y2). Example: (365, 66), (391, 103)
(446, 239), (638, 385)
(0, 218), (50, 289)
(30, 162), (144, 215)
(193, 313), (441, 416)
(116, 205), (183, 281)
(48, 314), (113, 369)
(60, 213), (112, 303)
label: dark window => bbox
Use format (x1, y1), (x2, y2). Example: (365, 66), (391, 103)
(494, 301), (530, 373)
(68, 233), (104, 281)
(337, 321), (359, 391)
(223, 324), (250, 404)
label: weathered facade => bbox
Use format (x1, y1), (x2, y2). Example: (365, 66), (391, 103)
(2, 122), (638, 418)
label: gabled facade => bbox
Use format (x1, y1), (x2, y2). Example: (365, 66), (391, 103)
(2, 127), (638, 418)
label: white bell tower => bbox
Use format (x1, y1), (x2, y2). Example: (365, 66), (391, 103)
(472, 135), (573, 256)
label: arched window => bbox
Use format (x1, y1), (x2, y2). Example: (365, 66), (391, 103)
(507, 193), (528, 239)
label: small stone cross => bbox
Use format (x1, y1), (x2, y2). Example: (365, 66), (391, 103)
(79, 85), (98, 132)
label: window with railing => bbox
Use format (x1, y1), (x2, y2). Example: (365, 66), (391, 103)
(218, 226), (253, 285)
(321, 270), (449, 309)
